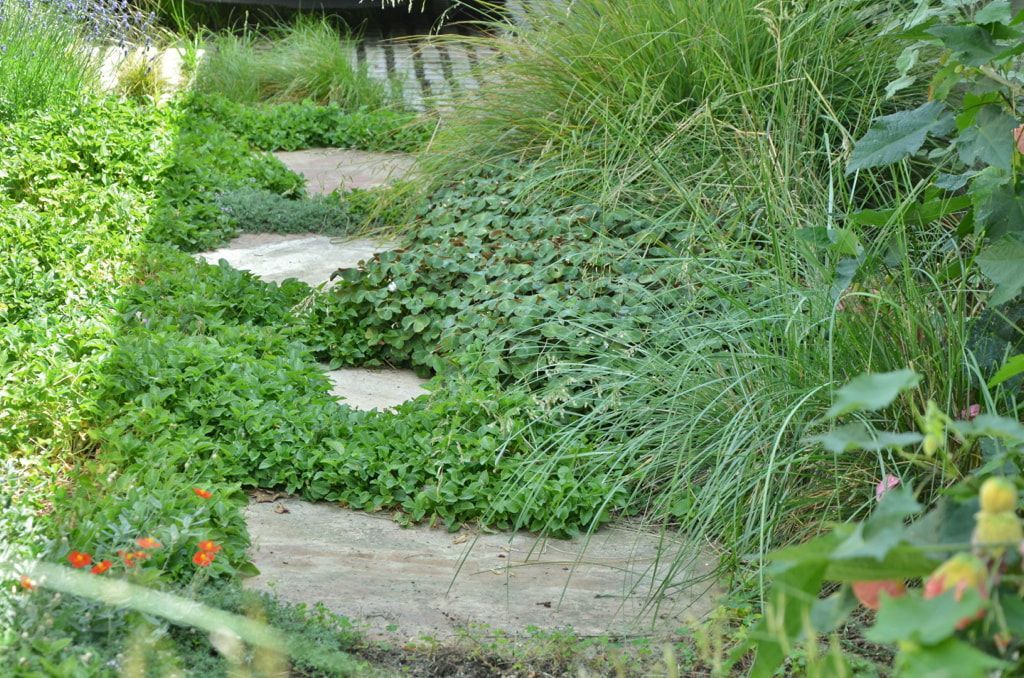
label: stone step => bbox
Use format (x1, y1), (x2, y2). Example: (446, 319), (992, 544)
(197, 233), (393, 287)
(273, 149), (414, 195)
(245, 499), (721, 640)
(324, 366), (428, 411)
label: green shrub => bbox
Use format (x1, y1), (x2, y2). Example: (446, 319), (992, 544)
(424, 0), (902, 212)
(194, 17), (398, 110)
(189, 94), (431, 152)
(215, 187), (388, 237)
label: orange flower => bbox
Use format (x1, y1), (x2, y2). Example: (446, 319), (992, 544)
(197, 540), (221, 554)
(90, 560), (112, 575)
(67, 551), (93, 569)
(193, 488), (212, 500)
(135, 537), (161, 550)
(192, 550), (215, 567)
(19, 575), (34, 591)
(118, 549), (150, 567)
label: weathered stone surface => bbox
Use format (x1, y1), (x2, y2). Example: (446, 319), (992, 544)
(274, 149), (414, 195)
(197, 233), (393, 287)
(245, 499), (721, 640)
(325, 367), (428, 411)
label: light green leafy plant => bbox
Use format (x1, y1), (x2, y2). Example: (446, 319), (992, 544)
(741, 365), (1024, 677)
(847, 0), (1024, 305)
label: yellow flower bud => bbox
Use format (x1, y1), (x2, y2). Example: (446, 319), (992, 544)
(972, 511), (1023, 557)
(979, 477), (1017, 514)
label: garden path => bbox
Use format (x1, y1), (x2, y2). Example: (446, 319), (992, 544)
(273, 149), (415, 195)
(204, 151), (720, 640)
(245, 498), (721, 640)
(197, 150), (427, 411)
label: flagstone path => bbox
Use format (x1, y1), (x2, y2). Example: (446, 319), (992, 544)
(198, 148), (720, 642)
(245, 498), (721, 641)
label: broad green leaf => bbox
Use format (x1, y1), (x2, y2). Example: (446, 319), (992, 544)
(926, 25), (1003, 65)
(867, 589), (985, 645)
(895, 45), (920, 74)
(831, 488), (921, 561)
(953, 413), (1024, 442)
(885, 74), (916, 99)
(823, 546), (942, 581)
(976, 235), (1024, 304)
(828, 227), (861, 256)
(988, 353), (1024, 387)
(826, 369), (922, 417)
(976, 0), (1012, 25)
(955, 92), (1004, 130)
(956, 105), (1017, 170)
(906, 498), (978, 549)
(847, 102), (954, 172)
(972, 171), (1024, 240)
(811, 423), (922, 453)
(830, 256), (862, 300)
(897, 638), (1006, 678)
(1000, 594), (1024, 636)
(935, 171), (978, 191)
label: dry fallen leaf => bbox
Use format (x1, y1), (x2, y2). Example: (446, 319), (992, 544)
(452, 534), (469, 545)
(253, 489), (284, 503)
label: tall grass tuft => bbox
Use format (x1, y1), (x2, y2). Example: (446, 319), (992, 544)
(417, 0), (995, 586)
(194, 17), (399, 111)
(424, 0), (903, 213)
(0, 0), (100, 118)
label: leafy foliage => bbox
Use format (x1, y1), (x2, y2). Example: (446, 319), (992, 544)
(323, 166), (665, 380)
(189, 94), (430, 153)
(742, 369), (1024, 677)
(849, 1), (1024, 304)
(94, 245), (618, 536)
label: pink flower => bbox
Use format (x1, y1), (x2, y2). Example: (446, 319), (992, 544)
(960, 404), (981, 420)
(876, 474), (901, 501)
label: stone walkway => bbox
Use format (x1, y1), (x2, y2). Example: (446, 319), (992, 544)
(274, 149), (415, 195)
(246, 499), (720, 640)
(197, 233), (392, 287)
(198, 146), (719, 641)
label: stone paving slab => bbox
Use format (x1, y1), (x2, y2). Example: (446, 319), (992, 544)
(197, 233), (394, 287)
(325, 367), (428, 411)
(245, 499), (720, 640)
(274, 149), (415, 195)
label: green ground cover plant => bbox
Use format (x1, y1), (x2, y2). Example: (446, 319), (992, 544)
(2, 90), (622, 672)
(190, 94), (430, 152)
(0, 96), (437, 671)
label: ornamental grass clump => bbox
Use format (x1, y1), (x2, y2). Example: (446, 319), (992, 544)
(0, 0), (154, 118)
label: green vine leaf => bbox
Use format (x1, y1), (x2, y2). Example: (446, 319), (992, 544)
(847, 102), (954, 172)
(811, 423), (922, 454)
(827, 369), (922, 417)
(926, 24), (1003, 66)
(956, 105), (1017, 170)
(976, 235), (1024, 305)
(867, 589), (985, 646)
(975, 0), (1013, 25)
